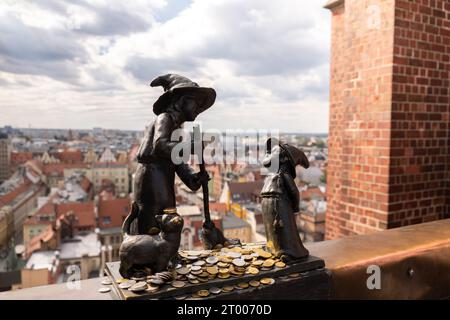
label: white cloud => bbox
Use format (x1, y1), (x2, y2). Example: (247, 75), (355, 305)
(0, 0), (330, 133)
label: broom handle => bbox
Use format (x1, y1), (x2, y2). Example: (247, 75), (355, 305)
(193, 125), (211, 224)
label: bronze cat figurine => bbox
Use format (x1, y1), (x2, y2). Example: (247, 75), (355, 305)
(119, 213), (183, 278)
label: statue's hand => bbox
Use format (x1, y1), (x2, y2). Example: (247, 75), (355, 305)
(194, 171), (210, 185)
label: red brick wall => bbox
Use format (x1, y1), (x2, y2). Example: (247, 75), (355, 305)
(390, 0), (450, 227)
(325, 0), (450, 239)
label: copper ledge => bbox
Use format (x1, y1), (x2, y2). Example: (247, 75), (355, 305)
(308, 219), (450, 299)
(323, 0), (345, 10)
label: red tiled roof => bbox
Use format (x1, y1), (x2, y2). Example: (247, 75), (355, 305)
(25, 225), (55, 258)
(23, 217), (53, 226)
(26, 159), (44, 172)
(0, 180), (31, 206)
(229, 180), (264, 200)
(42, 163), (90, 176)
(10, 152), (33, 166)
(53, 150), (83, 164)
(97, 198), (131, 229)
(36, 195), (58, 216)
(56, 202), (96, 229)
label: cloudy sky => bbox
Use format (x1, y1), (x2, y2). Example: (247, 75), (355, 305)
(0, 0), (331, 133)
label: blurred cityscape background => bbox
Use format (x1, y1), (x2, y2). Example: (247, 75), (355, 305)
(0, 126), (327, 290)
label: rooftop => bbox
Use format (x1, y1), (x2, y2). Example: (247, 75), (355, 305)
(222, 212), (250, 229)
(25, 251), (58, 271)
(97, 197), (130, 229)
(59, 232), (101, 260)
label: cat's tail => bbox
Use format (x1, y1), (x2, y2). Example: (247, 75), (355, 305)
(122, 201), (139, 235)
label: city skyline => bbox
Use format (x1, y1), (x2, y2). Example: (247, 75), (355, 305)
(0, 0), (330, 133)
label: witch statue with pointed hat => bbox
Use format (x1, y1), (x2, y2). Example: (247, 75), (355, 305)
(260, 138), (310, 262)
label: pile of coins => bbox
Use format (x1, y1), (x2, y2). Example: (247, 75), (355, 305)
(109, 244), (293, 299)
(175, 246), (279, 281)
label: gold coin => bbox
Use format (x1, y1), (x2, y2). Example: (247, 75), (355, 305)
(252, 259), (264, 266)
(219, 256), (232, 263)
(217, 262), (229, 268)
(256, 250), (272, 259)
(230, 269), (244, 276)
(115, 278), (126, 284)
(288, 273), (301, 278)
(218, 268), (229, 274)
(197, 290), (210, 297)
(189, 279), (200, 284)
(242, 254), (253, 261)
(262, 259), (275, 268)
(247, 266), (260, 275)
(275, 261), (286, 268)
(238, 282), (249, 289)
(206, 266), (218, 275)
(249, 280), (260, 287)
(218, 273), (230, 279)
(222, 286), (234, 292)
(260, 277), (275, 285)
(171, 281), (186, 288)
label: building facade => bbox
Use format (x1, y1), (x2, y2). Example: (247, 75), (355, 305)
(0, 133), (11, 183)
(324, 0), (450, 239)
(92, 163), (129, 195)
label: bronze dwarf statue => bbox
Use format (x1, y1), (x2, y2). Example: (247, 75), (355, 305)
(119, 74), (238, 277)
(122, 74), (214, 237)
(260, 138), (310, 262)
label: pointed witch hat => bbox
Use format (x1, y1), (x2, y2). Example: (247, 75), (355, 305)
(150, 74), (216, 115)
(266, 137), (309, 169)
